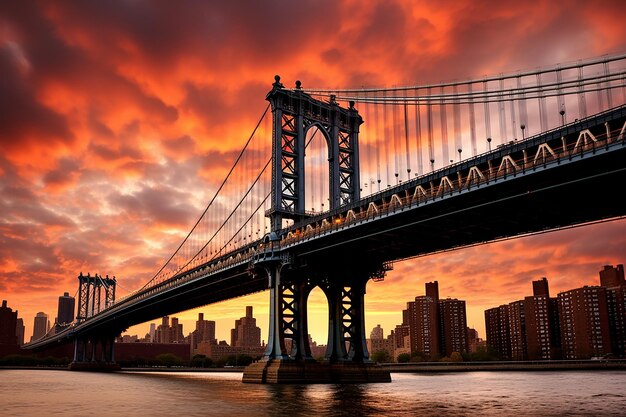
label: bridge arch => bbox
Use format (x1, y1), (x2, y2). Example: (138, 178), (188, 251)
(307, 286), (329, 357)
(304, 123), (332, 213)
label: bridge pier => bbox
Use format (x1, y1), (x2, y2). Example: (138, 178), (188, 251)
(69, 335), (119, 372)
(321, 277), (371, 364)
(243, 261), (390, 383)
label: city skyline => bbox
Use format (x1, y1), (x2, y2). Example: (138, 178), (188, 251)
(2, 1), (626, 346)
(6, 261), (625, 348)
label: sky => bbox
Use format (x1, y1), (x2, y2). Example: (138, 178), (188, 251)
(2, 0), (626, 346)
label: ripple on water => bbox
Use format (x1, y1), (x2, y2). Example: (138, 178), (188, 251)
(1, 370), (625, 416)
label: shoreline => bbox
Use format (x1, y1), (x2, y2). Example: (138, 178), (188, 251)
(2, 360), (626, 373)
(381, 360), (626, 372)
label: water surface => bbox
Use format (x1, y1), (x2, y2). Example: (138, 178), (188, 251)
(1, 370), (625, 416)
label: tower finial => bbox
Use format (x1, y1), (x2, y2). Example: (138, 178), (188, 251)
(273, 75), (284, 89)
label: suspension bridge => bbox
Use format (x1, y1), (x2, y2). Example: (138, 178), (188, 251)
(25, 53), (626, 383)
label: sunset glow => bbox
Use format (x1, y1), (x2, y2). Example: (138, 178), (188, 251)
(2, 0), (626, 345)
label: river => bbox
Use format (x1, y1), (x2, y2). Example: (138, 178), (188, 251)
(1, 369), (625, 416)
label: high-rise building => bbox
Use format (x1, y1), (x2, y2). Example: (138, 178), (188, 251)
(195, 313), (216, 343)
(599, 265), (625, 357)
(425, 281), (440, 302)
(370, 324), (384, 340)
(508, 300), (527, 361)
(56, 292), (75, 327)
(156, 316), (171, 343)
(0, 300), (18, 346)
(600, 264), (625, 288)
(393, 324), (410, 350)
(149, 323), (156, 343)
(532, 277), (550, 297)
(31, 312), (49, 342)
(466, 327), (479, 353)
(16, 318), (25, 346)
(439, 298), (469, 357)
(191, 313), (217, 355)
(406, 293), (439, 358)
(367, 326), (395, 361)
(558, 286), (612, 359)
(485, 305), (511, 360)
(403, 281), (468, 359)
(231, 306), (261, 348)
(524, 278), (560, 360)
(171, 317), (184, 343)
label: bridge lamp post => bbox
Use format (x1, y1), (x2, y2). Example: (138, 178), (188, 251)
(487, 137), (492, 151)
(458, 148), (462, 162)
(560, 108), (565, 126)
(521, 124), (526, 140)
(430, 158), (435, 172)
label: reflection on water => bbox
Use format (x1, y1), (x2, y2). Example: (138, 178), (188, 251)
(1, 370), (625, 416)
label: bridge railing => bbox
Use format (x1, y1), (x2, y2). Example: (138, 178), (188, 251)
(279, 107), (626, 248)
(78, 242), (264, 328)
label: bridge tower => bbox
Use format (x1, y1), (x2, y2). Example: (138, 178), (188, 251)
(244, 77), (390, 383)
(70, 272), (119, 371)
(265, 75), (362, 231)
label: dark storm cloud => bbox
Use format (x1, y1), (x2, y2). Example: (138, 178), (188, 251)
(44, 0), (341, 71)
(0, 42), (73, 150)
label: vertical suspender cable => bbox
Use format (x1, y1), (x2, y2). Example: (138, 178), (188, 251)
(403, 91), (411, 181)
(374, 91), (381, 191)
(537, 73), (547, 133)
(483, 79), (492, 152)
(498, 77), (507, 143)
(517, 75), (528, 138)
(597, 64), (606, 111)
(427, 87), (435, 171)
(453, 84), (462, 160)
(382, 90), (391, 187)
(604, 61), (613, 109)
(414, 88), (423, 177)
(578, 65), (587, 119)
(509, 88), (517, 141)
(468, 82), (477, 156)
(440, 85), (450, 165)
(392, 89), (400, 184)
(556, 65), (566, 125)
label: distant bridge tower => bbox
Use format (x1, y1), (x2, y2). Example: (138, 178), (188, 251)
(76, 272), (116, 322)
(266, 76), (362, 231)
(71, 272), (118, 371)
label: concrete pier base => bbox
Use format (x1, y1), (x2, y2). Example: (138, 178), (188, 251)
(242, 360), (391, 384)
